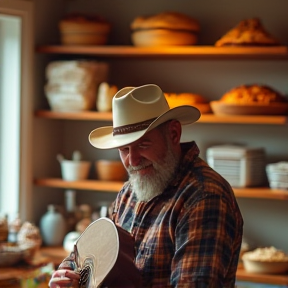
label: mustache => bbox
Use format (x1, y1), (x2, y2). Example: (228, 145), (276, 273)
(127, 161), (153, 174)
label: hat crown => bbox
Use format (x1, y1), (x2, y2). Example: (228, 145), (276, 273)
(112, 84), (169, 128)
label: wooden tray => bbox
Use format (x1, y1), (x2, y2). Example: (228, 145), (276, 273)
(211, 101), (288, 115)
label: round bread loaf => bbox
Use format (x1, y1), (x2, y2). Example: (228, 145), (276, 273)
(164, 92), (211, 114)
(164, 93), (207, 107)
(220, 84), (287, 104)
(131, 12), (200, 46)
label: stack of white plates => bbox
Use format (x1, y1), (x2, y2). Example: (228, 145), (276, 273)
(207, 145), (267, 187)
(266, 162), (288, 189)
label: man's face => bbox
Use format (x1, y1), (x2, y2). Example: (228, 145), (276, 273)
(119, 126), (168, 176)
(118, 123), (181, 201)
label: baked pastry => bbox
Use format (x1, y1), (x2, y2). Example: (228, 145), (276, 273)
(131, 12), (200, 46)
(59, 13), (111, 45)
(219, 84), (287, 105)
(211, 84), (288, 115)
(215, 18), (280, 47)
(164, 92), (211, 114)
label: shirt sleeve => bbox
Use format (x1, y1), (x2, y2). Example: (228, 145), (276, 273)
(170, 192), (241, 288)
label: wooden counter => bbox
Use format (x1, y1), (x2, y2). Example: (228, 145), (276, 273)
(1, 247), (288, 287)
(38, 246), (70, 266)
(0, 247), (69, 288)
(237, 263), (288, 286)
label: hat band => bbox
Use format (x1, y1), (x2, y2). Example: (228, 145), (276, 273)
(113, 117), (157, 136)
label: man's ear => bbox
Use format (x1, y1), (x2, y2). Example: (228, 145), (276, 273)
(168, 120), (182, 145)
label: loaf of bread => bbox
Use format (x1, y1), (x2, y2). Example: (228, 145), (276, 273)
(131, 12), (200, 46)
(164, 92), (207, 107)
(215, 18), (280, 47)
(220, 84), (287, 105)
(164, 92), (211, 113)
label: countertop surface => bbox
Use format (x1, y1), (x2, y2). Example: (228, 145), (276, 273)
(1, 247), (288, 286)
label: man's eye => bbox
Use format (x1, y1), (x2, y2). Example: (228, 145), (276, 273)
(119, 148), (129, 153)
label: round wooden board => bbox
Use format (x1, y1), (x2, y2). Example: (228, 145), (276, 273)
(211, 101), (288, 115)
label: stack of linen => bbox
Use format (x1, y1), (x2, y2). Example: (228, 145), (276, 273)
(45, 60), (109, 112)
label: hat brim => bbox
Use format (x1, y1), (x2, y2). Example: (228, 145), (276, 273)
(89, 105), (200, 149)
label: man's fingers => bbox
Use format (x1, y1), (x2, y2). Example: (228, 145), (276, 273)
(49, 277), (79, 288)
(49, 269), (80, 288)
(52, 269), (80, 280)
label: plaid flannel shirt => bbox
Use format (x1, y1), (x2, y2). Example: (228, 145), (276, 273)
(112, 141), (243, 288)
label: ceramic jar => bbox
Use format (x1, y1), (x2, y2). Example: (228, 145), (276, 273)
(40, 205), (67, 246)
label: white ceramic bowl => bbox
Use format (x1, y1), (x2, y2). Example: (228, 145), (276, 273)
(61, 160), (91, 181)
(242, 258), (288, 274)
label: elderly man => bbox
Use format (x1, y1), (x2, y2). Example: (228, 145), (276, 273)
(49, 84), (243, 288)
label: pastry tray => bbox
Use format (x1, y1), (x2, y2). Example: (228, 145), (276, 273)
(210, 101), (288, 115)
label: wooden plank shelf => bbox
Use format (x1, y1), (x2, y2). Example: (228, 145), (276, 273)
(35, 110), (288, 125)
(233, 187), (288, 200)
(35, 110), (113, 121)
(237, 265), (288, 285)
(199, 114), (288, 125)
(34, 178), (288, 200)
(34, 178), (122, 192)
(36, 45), (288, 60)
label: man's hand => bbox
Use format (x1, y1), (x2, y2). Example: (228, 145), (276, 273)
(49, 269), (80, 288)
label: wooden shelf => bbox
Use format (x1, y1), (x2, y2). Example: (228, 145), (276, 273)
(199, 114), (288, 125)
(36, 45), (288, 60)
(233, 187), (288, 200)
(35, 110), (113, 121)
(34, 178), (288, 200)
(237, 265), (288, 285)
(34, 178), (122, 192)
(35, 110), (288, 125)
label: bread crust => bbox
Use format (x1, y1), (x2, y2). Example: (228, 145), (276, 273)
(164, 92), (211, 113)
(165, 93), (207, 105)
(131, 12), (200, 32)
(215, 18), (279, 47)
(220, 85), (287, 104)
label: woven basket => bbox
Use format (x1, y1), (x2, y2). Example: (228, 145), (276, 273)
(0, 243), (37, 267)
(59, 20), (111, 45)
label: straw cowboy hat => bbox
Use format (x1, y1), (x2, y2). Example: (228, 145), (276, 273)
(89, 84), (200, 149)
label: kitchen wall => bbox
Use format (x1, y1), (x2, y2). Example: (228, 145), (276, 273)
(33, 0), (288, 251)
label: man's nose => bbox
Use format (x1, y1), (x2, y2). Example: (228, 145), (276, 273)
(128, 148), (141, 167)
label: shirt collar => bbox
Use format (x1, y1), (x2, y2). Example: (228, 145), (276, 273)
(168, 141), (200, 188)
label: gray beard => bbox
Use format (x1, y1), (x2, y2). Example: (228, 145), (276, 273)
(127, 144), (180, 202)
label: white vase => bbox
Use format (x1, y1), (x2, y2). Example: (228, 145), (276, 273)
(40, 205), (67, 246)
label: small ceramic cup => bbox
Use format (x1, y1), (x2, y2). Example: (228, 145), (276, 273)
(61, 160), (91, 181)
